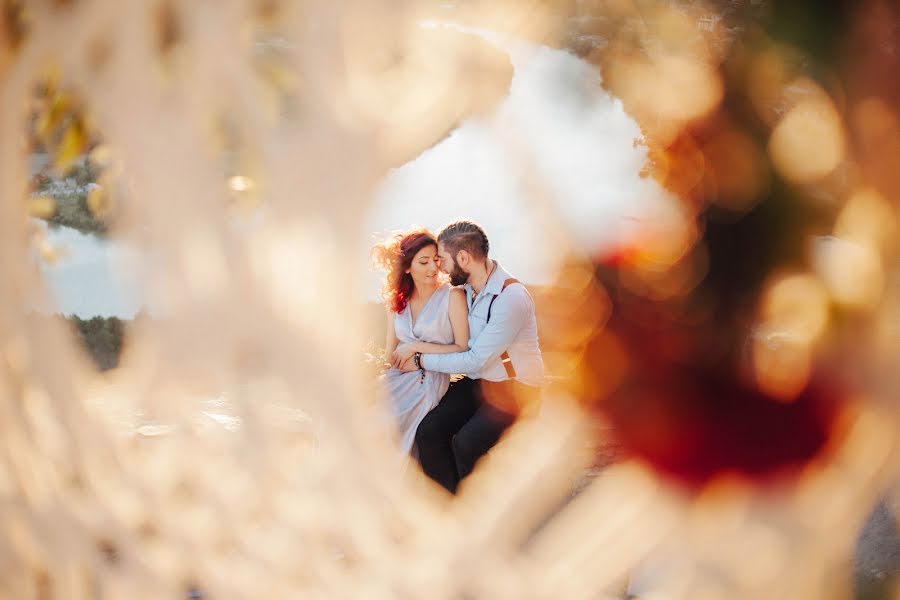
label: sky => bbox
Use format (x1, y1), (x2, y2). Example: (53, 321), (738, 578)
(32, 221), (142, 318)
(363, 30), (675, 300)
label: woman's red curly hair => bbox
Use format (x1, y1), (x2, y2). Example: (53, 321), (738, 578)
(371, 228), (438, 314)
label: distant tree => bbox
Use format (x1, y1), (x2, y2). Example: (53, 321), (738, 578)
(67, 314), (126, 371)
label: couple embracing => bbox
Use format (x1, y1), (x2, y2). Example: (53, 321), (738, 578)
(374, 221), (544, 494)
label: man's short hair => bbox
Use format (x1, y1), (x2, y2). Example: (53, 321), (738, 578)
(438, 220), (490, 261)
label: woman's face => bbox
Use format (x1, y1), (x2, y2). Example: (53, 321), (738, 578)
(407, 244), (440, 290)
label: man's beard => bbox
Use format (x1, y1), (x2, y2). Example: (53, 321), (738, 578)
(449, 264), (469, 286)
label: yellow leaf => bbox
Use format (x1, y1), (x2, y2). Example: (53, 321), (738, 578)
(37, 239), (60, 264)
(86, 186), (111, 218)
(259, 59), (299, 93)
(28, 196), (57, 219)
(35, 91), (68, 141)
(30, 229), (61, 265)
(89, 144), (113, 169)
(54, 119), (87, 174)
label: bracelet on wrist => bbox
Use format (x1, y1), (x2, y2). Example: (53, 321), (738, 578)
(414, 352), (425, 383)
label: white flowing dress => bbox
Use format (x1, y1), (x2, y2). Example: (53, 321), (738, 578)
(380, 283), (454, 456)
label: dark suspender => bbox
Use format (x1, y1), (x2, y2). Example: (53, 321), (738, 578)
(486, 278), (519, 379)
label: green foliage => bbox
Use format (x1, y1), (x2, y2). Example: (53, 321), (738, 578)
(32, 158), (108, 236)
(67, 314), (125, 371)
(48, 193), (108, 235)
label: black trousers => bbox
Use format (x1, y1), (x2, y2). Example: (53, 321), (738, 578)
(414, 377), (519, 494)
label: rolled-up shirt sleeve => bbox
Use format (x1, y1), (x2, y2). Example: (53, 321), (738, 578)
(421, 290), (529, 375)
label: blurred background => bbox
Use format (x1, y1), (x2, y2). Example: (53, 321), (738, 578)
(2, 0), (899, 598)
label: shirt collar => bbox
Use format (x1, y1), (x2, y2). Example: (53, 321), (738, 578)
(481, 260), (512, 296)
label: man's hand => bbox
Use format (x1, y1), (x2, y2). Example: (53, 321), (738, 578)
(391, 342), (417, 369)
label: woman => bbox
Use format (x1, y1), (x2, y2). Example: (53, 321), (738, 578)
(372, 229), (469, 456)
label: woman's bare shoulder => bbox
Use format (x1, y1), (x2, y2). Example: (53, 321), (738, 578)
(449, 286), (467, 300)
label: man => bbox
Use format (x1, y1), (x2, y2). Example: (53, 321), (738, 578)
(401, 220), (544, 493)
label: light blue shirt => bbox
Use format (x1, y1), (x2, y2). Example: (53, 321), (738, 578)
(421, 262), (544, 386)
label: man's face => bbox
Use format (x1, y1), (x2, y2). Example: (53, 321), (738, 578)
(437, 242), (469, 286)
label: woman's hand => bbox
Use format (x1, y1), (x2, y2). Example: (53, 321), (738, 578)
(397, 357), (418, 372)
(391, 342), (418, 369)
